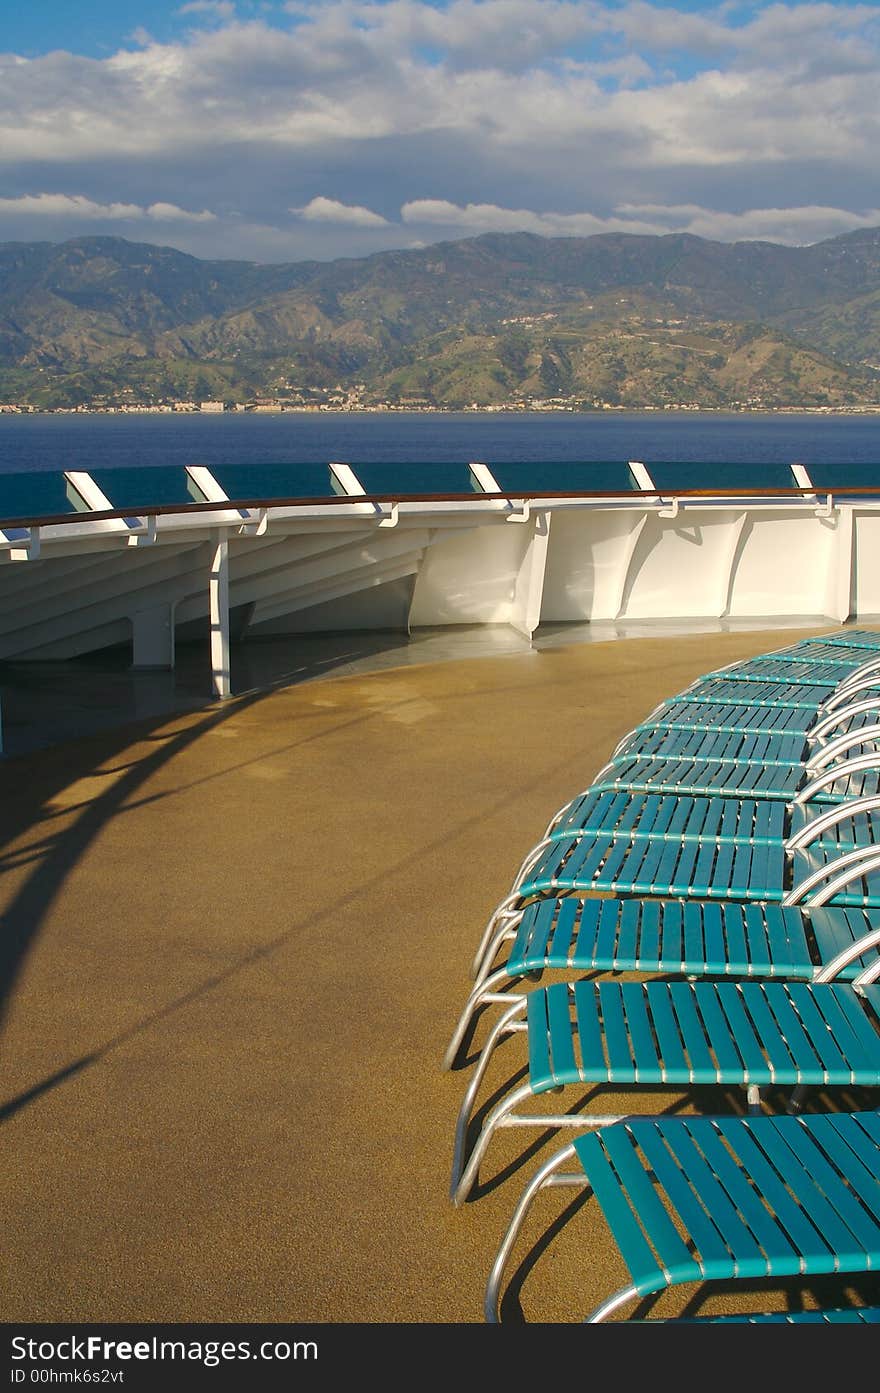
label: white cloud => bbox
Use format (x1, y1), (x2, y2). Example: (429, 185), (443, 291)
(0, 193), (216, 223)
(146, 202), (217, 222)
(401, 197), (880, 247)
(401, 198), (685, 238)
(178, 1), (236, 15)
(0, 193), (144, 219)
(616, 202), (880, 244)
(293, 196), (389, 226)
(0, 4), (878, 261)
(2, 8), (878, 164)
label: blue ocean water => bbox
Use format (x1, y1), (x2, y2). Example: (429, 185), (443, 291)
(0, 410), (878, 500)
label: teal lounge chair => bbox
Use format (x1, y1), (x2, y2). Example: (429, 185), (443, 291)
(646, 641), (880, 721)
(468, 781), (880, 985)
(799, 629), (880, 651)
(511, 668), (880, 885)
(698, 658), (864, 687)
(531, 705), (880, 876)
(590, 733), (880, 800)
(615, 685), (880, 766)
(702, 642), (880, 686)
(483, 1109), (880, 1322)
(616, 725), (809, 762)
(444, 895), (880, 1071)
(450, 955), (880, 1204)
(630, 695), (819, 738)
(627, 687), (880, 745)
(669, 673), (859, 708)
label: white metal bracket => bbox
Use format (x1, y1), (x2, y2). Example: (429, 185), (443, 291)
(127, 514), (158, 546)
(239, 507), (269, 537)
(506, 499), (530, 523)
(816, 492), (836, 519)
(6, 526), (41, 560)
(658, 497), (680, 519)
(377, 501), (399, 528)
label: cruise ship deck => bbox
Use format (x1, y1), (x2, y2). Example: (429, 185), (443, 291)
(3, 621), (879, 1324)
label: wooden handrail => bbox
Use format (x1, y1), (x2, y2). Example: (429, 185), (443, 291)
(1, 483), (877, 532)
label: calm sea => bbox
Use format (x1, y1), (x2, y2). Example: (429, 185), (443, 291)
(1, 409), (879, 491)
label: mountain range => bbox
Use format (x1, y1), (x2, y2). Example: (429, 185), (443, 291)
(2, 227), (880, 409)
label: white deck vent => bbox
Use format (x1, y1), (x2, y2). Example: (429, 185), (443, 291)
(468, 462), (502, 493)
(791, 463), (816, 493)
(328, 462), (367, 496)
(627, 460), (657, 491)
(63, 471), (131, 534)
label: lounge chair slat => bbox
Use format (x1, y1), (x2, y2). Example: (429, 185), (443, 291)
(717, 1118), (855, 1267)
(635, 1123), (767, 1277)
(665, 982), (717, 1082)
(700, 902), (725, 971)
(804, 1112), (880, 1229)
(525, 990), (554, 1092)
(736, 1114), (880, 1263)
(573, 1130), (692, 1296)
(709, 983), (768, 1079)
(789, 983), (880, 1080)
(593, 983), (635, 1083)
(545, 981), (580, 1083)
(691, 1122), (829, 1272)
(639, 984), (688, 1078)
(616, 983), (661, 1083)
(632, 897), (661, 968)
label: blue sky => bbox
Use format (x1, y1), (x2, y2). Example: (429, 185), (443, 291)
(1, 0), (879, 263)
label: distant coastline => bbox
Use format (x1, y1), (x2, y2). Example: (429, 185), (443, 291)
(3, 402), (880, 417)
(5, 232), (880, 420)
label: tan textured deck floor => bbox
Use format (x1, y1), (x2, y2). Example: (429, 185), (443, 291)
(2, 624), (878, 1325)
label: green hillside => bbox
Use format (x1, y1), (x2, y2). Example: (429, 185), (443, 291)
(1, 229), (879, 408)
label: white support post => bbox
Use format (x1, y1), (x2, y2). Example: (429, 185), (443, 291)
(611, 512), (649, 621)
(511, 510), (551, 639)
(718, 511), (750, 618)
(829, 504), (855, 623)
(209, 531), (231, 699)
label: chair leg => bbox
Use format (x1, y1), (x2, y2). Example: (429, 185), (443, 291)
(484, 1142), (584, 1322)
(787, 1084), (809, 1114)
(443, 966), (524, 1071)
(452, 1081), (538, 1206)
(746, 1084), (764, 1114)
(471, 914), (522, 990)
(449, 1001), (528, 1200)
(471, 895), (523, 978)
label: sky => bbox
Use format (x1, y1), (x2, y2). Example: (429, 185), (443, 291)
(1, 0), (879, 265)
